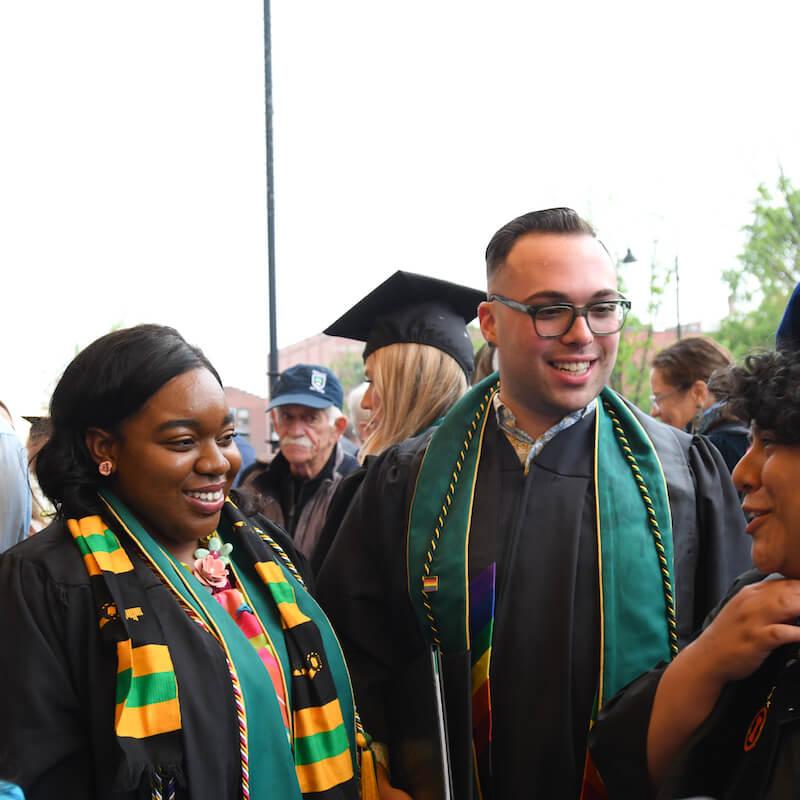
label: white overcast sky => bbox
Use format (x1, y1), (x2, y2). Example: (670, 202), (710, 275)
(2, 1), (800, 417)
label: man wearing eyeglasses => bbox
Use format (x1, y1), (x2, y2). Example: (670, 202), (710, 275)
(317, 208), (750, 800)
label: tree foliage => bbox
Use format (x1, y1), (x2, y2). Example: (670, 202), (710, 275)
(716, 172), (800, 356)
(328, 350), (365, 399)
(611, 252), (671, 409)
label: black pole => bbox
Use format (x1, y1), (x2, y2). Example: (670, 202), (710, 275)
(264, 0), (279, 396)
(674, 255), (681, 340)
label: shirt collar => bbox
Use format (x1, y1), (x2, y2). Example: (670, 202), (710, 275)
(493, 392), (597, 473)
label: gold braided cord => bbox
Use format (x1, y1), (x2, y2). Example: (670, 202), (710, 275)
(421, 383), (499, 646)
(602, 400), (679, 656)
(253, 525), (307, 589)
(163, 582), (252, 799)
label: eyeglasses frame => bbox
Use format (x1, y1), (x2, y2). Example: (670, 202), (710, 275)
(487, 293), (632, 339)
(648, 387), (689, 408)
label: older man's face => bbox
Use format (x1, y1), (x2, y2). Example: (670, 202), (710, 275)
(272, 404), (341, 479)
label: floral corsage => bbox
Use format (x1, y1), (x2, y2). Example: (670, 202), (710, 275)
(193, 535), (233, 593)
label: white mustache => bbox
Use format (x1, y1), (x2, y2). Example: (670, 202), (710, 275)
(281, 435), (313, 449)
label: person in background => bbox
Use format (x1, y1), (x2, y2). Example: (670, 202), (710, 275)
(22, 415), (53, 534)
(651, 335), (748, 472)
(591, 348), (800, 799)
(240, 364), (358, 559)
(316, 209), (751, 799)
(346, 382), (371, 449)
(230, 434), (256, 489)
(0, 325), (371, 800)
(0, 400), (31, 552)
(325, 270), (482, 461)
(471, 341), (498, 384)
(310, 270), (483, 576)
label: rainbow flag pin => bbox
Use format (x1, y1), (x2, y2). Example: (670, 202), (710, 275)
(422, 575), (439, 593)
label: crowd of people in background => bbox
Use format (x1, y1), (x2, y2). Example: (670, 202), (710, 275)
(2, 207), (800, 799)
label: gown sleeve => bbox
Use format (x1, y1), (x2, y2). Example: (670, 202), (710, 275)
(589, 569), (766, 799)
(688, 434), (751, 628)
(315, 442), (428, 743)
(0, 549), (95, 796)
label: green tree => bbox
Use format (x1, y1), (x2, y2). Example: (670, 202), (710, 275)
(611, 251), (670, 408)
(715, 172), (800, 356)
(328, 350), (365, 399)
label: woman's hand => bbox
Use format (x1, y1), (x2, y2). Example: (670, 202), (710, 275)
(693, 578), (800, 684)
(376, 763), (413, 800)
(648, 578), (800, 784)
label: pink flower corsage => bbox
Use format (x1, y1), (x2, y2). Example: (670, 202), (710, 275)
(192, 535), (233, 593)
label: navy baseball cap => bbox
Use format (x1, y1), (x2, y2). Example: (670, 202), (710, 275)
(268, 364), (344, 411)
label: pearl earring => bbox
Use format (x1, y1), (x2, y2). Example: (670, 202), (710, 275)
(98, 460), (114, 477)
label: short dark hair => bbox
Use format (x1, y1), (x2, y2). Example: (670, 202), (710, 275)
(485, 207), (597, 278)
(722, 349), (800, 445)
(652, 336), (733, 390)
(36, 324), (221, 518)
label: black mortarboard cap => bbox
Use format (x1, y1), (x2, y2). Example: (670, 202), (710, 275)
(324, 270), (484, 377)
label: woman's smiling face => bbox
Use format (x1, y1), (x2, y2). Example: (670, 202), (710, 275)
(94, 368), (241, 561)
(734, 426), (800, 578)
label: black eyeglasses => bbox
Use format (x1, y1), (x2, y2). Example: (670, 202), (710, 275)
(488, 294), (631, 338)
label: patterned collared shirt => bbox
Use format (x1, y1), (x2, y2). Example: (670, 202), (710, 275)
(493, 392), (597, 474)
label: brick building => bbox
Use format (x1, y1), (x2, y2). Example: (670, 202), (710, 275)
(223, 386), (270, 459)
(277, 334), (363, 373)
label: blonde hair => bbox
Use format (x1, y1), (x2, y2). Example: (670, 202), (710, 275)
(359, 343), (467, 460)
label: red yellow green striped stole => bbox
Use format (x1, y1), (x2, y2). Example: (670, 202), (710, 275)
(253, 558), (357, 794)
(67, 515), (183, 794)
(69, 517), (182, 742)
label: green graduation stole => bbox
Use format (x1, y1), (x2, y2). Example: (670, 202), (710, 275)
(406, 374), (677, 798)
(69, 490), (361, 800)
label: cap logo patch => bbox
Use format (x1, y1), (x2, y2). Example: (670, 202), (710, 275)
(310, 369), (327, 393)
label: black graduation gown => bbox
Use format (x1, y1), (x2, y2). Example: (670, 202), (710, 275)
(591, 570), (800, 800)
(316, 410), (751, 799)
(0, 515), (309, 800)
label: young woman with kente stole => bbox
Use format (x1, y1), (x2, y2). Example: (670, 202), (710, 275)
(0, 325), (378, 800)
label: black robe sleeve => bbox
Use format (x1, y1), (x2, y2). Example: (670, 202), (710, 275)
(310, 466), (367, 578)
(0, 545), (97, 795)
(0, 522), (251, 800)
(688, 434), (751, 629)
(590, 569), (766, 799)
(315, 440), (428, 743)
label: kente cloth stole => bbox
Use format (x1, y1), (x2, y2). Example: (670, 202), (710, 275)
(69, 490), (361, 800)
(406, 374), (676, 800)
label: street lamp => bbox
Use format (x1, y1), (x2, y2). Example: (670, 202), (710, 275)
(674, 256), (682, 340)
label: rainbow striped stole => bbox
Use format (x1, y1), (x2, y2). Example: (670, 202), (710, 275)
(469, 563), (496, 799)
(253, 558), (356, 795)
(214, 587), (292, 736)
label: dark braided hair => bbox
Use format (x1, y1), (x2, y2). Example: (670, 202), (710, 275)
(722, 349), (800, 445)
(36, 324), (221, 518)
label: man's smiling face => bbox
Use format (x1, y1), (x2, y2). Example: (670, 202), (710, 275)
(479, 232), (621, 437)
